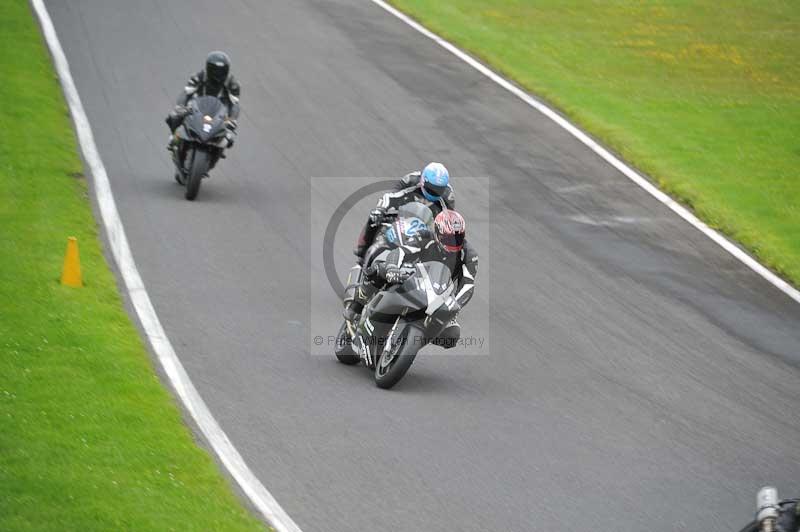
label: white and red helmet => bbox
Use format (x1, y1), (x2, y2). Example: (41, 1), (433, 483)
(434, 210), (466, 252)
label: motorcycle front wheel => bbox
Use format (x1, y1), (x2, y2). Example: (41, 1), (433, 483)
(374, 326), (419, 389)
(185, 148), (210, 201)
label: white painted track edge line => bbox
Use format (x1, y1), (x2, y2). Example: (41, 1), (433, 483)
(29, 1), (303, 530)
(369, 0), (800, 306)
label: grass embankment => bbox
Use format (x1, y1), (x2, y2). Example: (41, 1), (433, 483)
(390, 0), (800, 284)
(0, 2), (264, 530)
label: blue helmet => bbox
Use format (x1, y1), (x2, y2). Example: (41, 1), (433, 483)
(420, 162), (449, 202)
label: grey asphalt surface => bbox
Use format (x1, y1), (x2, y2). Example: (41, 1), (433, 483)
(46, 0), (800, 530)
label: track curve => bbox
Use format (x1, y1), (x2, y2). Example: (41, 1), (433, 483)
(45, 0), (800, 530)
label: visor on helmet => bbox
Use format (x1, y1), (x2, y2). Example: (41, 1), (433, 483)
(206, 61), (229, 83)
(437, 231), (464, 252)
(422, 180), (448, 201)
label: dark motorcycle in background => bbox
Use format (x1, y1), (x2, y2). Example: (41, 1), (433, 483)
(170, 95), (231, 200)
(738, 487), (798, 532)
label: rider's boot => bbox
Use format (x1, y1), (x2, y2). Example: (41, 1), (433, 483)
(167, 132), (181, 153)
(435, 317), (461, 349)
(343, 300), (363, 323)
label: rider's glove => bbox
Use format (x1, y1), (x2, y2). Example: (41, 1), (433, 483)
(225, 119), (238, 132)
(368, 207), (386, 228)
(385, 265), (412, 285)
(173, 105), (190, 121)
(165, 105), (189, 131)
(364, 264), (378, 280)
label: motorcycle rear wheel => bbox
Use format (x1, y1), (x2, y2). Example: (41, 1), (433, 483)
(335, 321), (360, 365)
(185, 149), (210, 201)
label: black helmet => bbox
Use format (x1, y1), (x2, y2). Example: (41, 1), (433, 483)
(205, 51), (230, 84)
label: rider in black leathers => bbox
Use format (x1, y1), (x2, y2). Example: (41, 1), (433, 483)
(366, 210), (477, 348)
(355, 163), (455, 265)
(166, 51), (240, 154)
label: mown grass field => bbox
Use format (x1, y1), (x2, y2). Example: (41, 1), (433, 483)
(390, 0), (800, 285)
(0, 2), (264, 530)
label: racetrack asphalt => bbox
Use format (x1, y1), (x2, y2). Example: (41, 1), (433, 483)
(44, 0), (800, 530)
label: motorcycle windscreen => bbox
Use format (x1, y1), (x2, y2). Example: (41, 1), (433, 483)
(414, 261), (452, 295)
(187, 96), (226, 142)
(384, 216), (429, 246)
(371, 261), (453, 317)
(396, 202), (435, 228)
(413, 261), (455, 315)
(193, 95), (224, 117)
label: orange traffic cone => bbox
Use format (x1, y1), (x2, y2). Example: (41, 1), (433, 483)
(61, 236), (82, 287)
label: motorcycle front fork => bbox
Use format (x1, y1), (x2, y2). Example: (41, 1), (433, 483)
(355, 312), (404, 368)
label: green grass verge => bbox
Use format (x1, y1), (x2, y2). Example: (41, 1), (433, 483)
(0, 2), (265, 530)
(389, 0), (800, 285)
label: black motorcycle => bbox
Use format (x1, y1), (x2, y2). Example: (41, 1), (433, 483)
(335, 258), (460, 389)
(171, 95), (230, 200)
